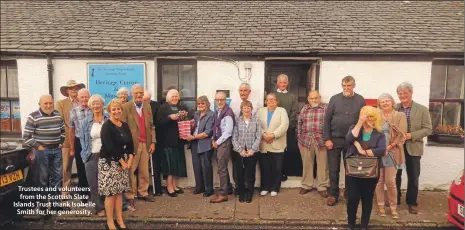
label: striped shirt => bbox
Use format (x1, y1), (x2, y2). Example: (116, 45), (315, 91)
(23, 109), (65, 148)
(398, 102), (412, 132)
(69, 105), (92, 138)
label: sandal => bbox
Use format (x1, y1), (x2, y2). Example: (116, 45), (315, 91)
(96, 210), (106, 217)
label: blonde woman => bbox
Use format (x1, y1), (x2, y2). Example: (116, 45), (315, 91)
(344, 106), (387, 230)
(375, 93), (407, 219)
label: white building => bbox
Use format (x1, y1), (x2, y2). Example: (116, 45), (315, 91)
(1, 1), (463, 190)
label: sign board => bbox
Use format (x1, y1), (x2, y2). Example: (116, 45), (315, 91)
(87, 63), (145, 105)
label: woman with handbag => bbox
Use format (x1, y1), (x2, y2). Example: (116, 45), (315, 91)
(375, 93), (407, 218)
(345, 106), (387, 230)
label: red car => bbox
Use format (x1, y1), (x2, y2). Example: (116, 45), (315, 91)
(447, 169), (464, 230)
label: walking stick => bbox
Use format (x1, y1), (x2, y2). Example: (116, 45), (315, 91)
(149, 152), (156, 195)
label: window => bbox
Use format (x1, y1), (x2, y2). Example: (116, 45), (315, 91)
(157, 59), (197, 111)
(0, 60), (21, 136)
(428, 60), (464, 145)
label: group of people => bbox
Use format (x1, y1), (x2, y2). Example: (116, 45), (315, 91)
(23, 74), (432, 230)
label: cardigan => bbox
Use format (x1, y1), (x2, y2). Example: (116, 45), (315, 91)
(99, 120), (134, 162)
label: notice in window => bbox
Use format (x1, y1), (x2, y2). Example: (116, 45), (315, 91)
(0, 101), (11, 132)
(11, 101), (21, 132)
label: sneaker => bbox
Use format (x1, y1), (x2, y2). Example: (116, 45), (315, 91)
(270, 191), (278, 197)
(377, 205), (386, 217)
(391, 208), (400, 219)
(260, 191), (269, 196)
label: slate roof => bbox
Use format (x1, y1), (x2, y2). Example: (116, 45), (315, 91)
(1, 0), (464, 54)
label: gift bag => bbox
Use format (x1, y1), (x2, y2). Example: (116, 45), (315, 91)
(178, 120), (191, 139)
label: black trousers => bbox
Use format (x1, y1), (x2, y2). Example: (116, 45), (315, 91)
(232, 150), (258, 194)
(191, 145), (214, 193)
(396, 145), (421, 206)
(282, 128), (302, 176)
(327, 138), (347, 198)
(346, 175), (378, 228)
(152, 144), (164, 194)
(232, 151), (239, 189)
(260, 152), (284, 192)
(74, 137), (89, 194)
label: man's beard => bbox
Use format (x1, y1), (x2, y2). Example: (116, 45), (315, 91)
(343, 91), (352, 97)
(310, 103), (319, 107)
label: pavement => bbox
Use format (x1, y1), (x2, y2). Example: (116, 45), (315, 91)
(26, 188), (455, 229)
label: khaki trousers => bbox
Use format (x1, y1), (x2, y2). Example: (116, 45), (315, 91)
(298, 142), (329, 191)
(126, 142), (150, 199)
(61, 147), (74, 195)
(375, 166), (398, 206)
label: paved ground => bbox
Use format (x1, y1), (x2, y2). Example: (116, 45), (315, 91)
(18, 188), (455, 229)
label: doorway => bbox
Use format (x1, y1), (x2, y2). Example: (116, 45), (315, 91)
(264, 60), (319, 177)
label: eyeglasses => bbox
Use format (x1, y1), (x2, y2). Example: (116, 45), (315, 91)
(215, 99), (225, 102)
(197, 102), (206, 105)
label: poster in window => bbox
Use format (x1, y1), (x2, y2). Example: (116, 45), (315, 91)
(0, 101), (11, 132)
(11, 101), (21, 132)
(87, 63), (146, 106)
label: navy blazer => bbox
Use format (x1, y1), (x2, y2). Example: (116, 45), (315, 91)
(344, 125), (387, 161)
(191, 110), (214, 154)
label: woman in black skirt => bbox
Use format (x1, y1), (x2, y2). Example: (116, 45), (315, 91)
(99, 99), (134, 230)
(157, 89), (189, 197)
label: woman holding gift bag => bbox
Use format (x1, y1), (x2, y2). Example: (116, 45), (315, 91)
(345, 106), (387, 230)
(157, 89), (188, 197)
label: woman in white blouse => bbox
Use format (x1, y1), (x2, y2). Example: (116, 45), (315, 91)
(80, 94), (109, 216)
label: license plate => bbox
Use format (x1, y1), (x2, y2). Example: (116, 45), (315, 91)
(0, 170), (23, 187)
(458, 204), (464, 217)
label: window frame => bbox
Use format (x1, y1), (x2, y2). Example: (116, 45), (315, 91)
(428, 60), (464, 146)
(157, 59), (197, 110)
(0, 60), (21, 137)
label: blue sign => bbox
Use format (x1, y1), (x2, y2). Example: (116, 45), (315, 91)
(88, 63), (145, 105)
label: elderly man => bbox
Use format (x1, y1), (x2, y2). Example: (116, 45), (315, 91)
(297, 91), (329, 198)
(122, 84), (156, 207)
(229, 83), (262, 195)
(143, 89), (163, 196)
(55, 80), (85, 196)
(69, 88), (92, 199)
(395, 82), (432, 214)
(23, 95), (68, 211)
(324, 75), (365, 206)
(210, 91), (235, 203)
(274, 74), (297, 181)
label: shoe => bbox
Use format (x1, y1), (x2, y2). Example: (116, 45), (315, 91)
(154, 192), (163, 196)
(174, 188), (184, 194)
(260, 191), (269, 196)
(299, 188), (311, 195)
(245, 192), (253, 203)
(114, 220), (128, 229)
(239, 193), (245, 203)
(210, 195), (228, 203)
(167, 191), (177, 197)
(318, 190), (328, 198)
(377, 205), (386, 217)
(281, 174), (288, 182)
(203, 191), (214, 197)
(127, 199), (136, 211)
(137, 195), (155, 202)
(391, 208), (400, 219)
(193, 189), (205, 195)
(327, 196), (338, 206)
(408, 205), (419, 214)
(270, 191), (278, 197)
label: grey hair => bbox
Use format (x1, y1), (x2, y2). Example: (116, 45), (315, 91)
(397, 82), (413, 93)
(377, 93), (396, 108)
(78, 88), (90, 95)
(144, 89), (152, 98)
(38, 94), (53, 104)
(117, 87), (129, 96)
(215, 91), (227, 99)
(276, 74), (289, 82)
(131, 84), (143, 91)
(88, 94), (105, 108)
(166, 89), (179, 102)
(238, 83), (251, 90)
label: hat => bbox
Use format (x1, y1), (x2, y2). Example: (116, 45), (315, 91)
(60, 80), (86, 97)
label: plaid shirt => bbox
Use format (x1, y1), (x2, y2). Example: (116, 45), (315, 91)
(398, 101), (412, 132)
(232, 115), (261, 153)
(297, 103), (328, 148)
(69, 105), (93, 138)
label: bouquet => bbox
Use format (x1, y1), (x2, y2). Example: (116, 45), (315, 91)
(177, 110), (192, 139)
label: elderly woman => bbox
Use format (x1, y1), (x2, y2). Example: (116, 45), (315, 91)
(186, 96), (215, 197)
(157, 89), (189, 197)
(99, 99), (134, 230)
(232, 100), (261, 203)
(345, 106), (387, 230)
(117, 87), (129, 104)
(257, 93), (289, 197)
(375, 93), (407, 219)
(80, 94), (108, 217)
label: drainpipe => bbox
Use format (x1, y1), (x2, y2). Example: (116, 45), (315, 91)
(46, 55), (53, 96)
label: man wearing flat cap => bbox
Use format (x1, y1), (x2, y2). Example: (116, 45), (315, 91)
(55, 80), (85, 197)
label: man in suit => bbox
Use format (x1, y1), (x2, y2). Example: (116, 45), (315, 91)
(143, 89), (162, 196)
(122, 84), (156, 208)
(395, 82), (432, 214)
(55, 80), (85, 197)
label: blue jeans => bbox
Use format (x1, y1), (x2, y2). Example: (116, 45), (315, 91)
(35, 148), (63, 198)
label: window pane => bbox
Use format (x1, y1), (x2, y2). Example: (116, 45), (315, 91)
(179, 65), (196, 98)
(443, 102), (462, 129)
(161, 65), (179, 99)
(446, 65), (464, 99)
(182, 100), (196, 112)
(0, 100), (12, 132)
(429, 102), (443, 131)
(430, 64), (446, 99)
(11, 100), (21, 132)
(0, 67), (7, 98)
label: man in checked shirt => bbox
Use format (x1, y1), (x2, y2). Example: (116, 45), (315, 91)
(297, 91), (329, 198)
